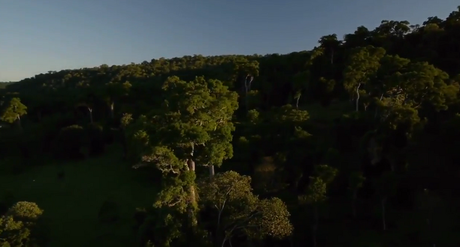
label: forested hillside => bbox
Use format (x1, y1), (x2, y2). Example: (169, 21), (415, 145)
(1, 6), (460, 247)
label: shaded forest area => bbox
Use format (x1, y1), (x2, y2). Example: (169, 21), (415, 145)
(1, 6), (460, 247)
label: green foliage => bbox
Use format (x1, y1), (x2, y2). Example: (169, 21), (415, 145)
(0, 98), (27, 125)
(299, 177), (327, 205)
(0, 216), (31, 247)
(0, 201), (46, 247)
(344, 46), (386, 94)
(377, 103), (423, 133)
(6, 202), (44, 222)
(153, 174), (195, 213)
(246, 109), (260, 124)
(127, 75), (240, 245)
(271, 104), (309, 124)
(198, 171), (293, 243)
(128, 75), (239, 180)
(126, 115), (150, 162)
(248, 198), (293, 239)
(293, 71), (309, 98)
(314, 164), (338, 185)
(246, 90), (261, 109)
(102, 81), (132, 106)
(120, 113), (133, 128)
(199, 171), (257, 214)
(137, 208), (185, 247)
(349, 171), (366, 191)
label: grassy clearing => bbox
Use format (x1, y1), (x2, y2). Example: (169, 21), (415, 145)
(0, 145), (157, 247)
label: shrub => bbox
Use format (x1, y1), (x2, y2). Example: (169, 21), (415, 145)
(0, 201), (49, 246)
(54, 124), (85, 160)
(7, 201), (44, 222)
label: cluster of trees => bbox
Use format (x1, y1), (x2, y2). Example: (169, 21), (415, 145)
(0, 201), (48, 246)
(1, 5), (460, 246)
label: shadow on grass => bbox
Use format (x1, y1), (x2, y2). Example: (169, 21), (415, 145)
(0, 145), (158, 247)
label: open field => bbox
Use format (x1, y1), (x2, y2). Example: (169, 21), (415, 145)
(0, 146), (157, 247)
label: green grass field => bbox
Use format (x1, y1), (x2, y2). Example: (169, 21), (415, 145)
(0, 145), (157, 247)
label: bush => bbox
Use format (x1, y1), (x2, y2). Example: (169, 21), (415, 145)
(53, 124), (85, 160)
(7, 201), (44, 222)
(0, 201), (49, 246)
(98, 198), (120, 224)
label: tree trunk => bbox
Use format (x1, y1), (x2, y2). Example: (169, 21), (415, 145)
(16, 114), (22, 130)
(110, 102), (114, 119)
(209, 165), (215, 177)
(295, 96), (300, 109)
(244, 75), (254, 111)
(186, 159), (198, 226)
(330, 49), (334, 65)
(355, 83), (361, 112)
(244, 77), (249, 111)
(216, 207), (223, 246)
(221, 236), (229, 247)
(374, 93), (384, 119)
(247, 76), (254, 91)
(88, 107), (93, 124)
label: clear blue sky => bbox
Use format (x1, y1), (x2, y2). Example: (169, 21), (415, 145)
(0, 0), (458, 81)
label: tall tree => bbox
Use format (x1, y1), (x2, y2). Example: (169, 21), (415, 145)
(375, 171), (398, 231)
(232, 58), (259, 110)
(198, 171), (293, 247)
(0, 97), (27, 129)
(318, 34), (342, 65)
(344, 46), (386, 111)
(292, 47), (324, 108)
(130, 76), (238, 225)
(101, 81), (132, 119)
